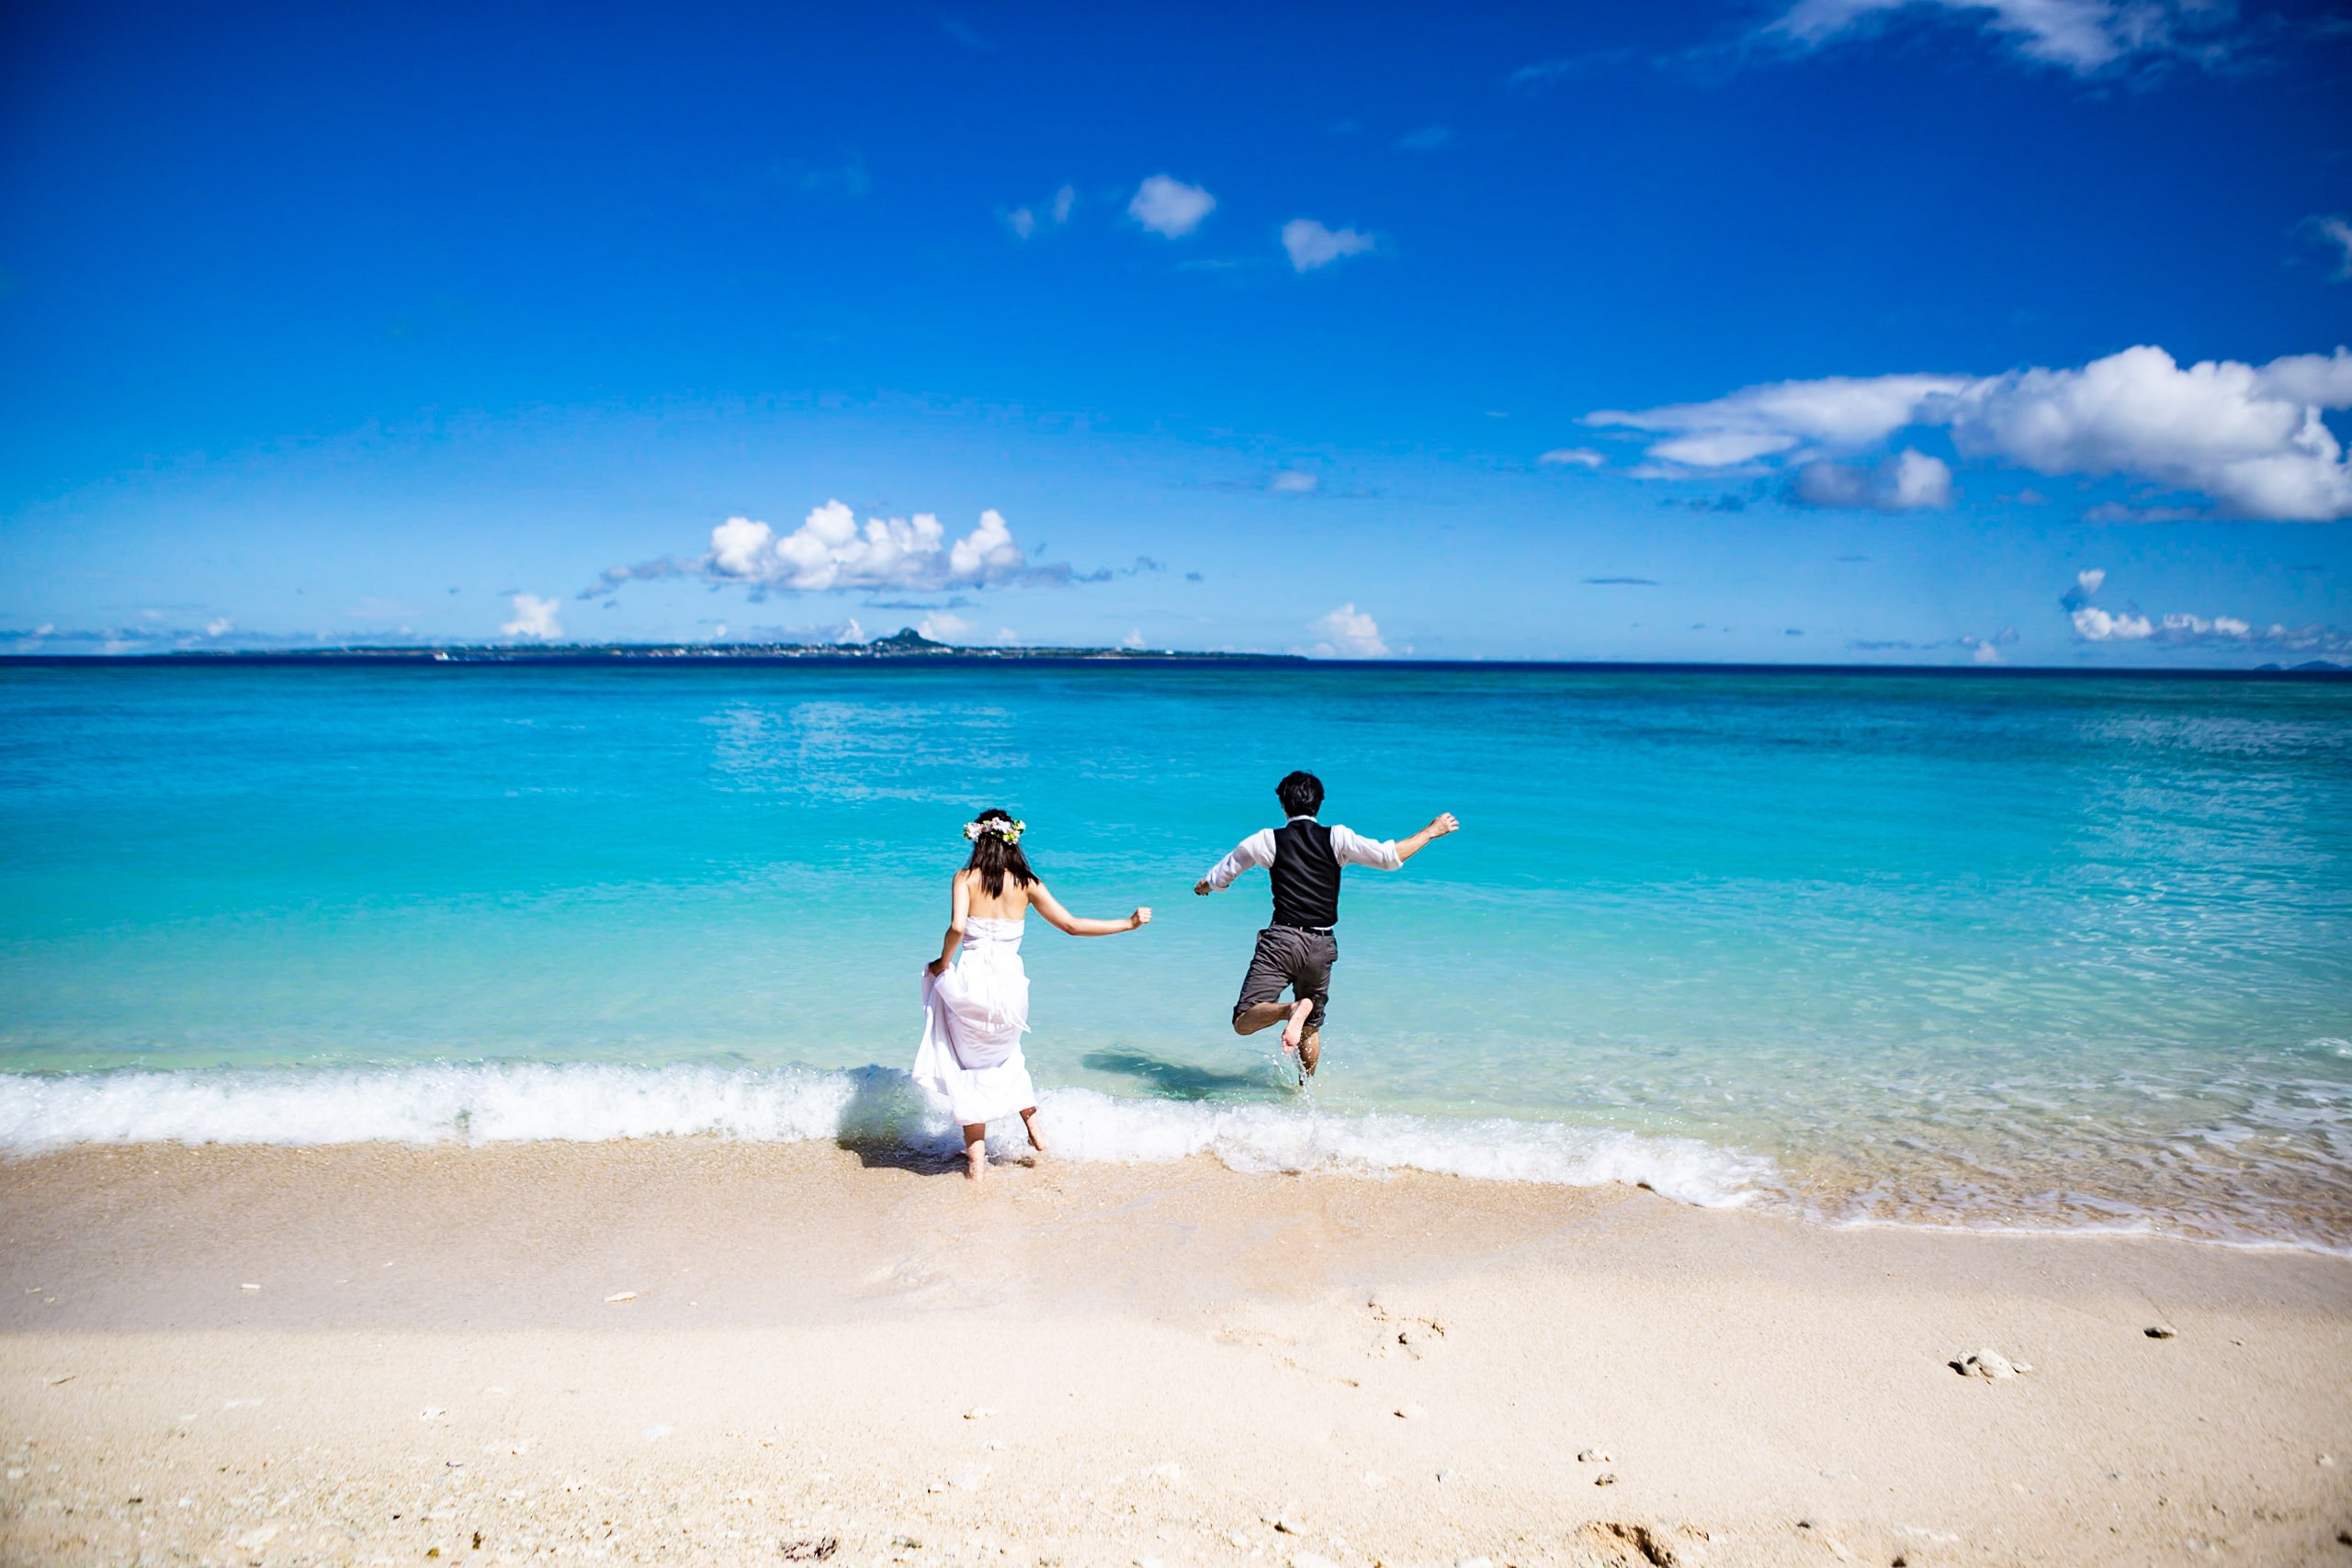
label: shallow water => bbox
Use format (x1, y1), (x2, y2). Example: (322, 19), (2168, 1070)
(3, 660), (2347, 1247)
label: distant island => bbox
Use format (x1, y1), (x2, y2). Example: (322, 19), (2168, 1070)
(83, 626), (1305, 663)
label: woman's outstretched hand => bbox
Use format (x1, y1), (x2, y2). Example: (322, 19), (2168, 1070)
(1130, 908), (1153, 929)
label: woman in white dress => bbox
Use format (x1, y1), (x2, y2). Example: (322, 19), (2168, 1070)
(914, 808), (1151, 1181)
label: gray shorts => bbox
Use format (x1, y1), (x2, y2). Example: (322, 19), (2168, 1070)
(1233, 926), (1339, 1033)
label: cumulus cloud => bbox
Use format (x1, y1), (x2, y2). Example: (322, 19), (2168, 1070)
(1129, 175), (1216, 238)
(2070, 605), (2155, 640)
(1540, 447), (1607, 468)
(1307, 604), (1389, 659)
(1281, 219), (1376, 273)
(2062, 570), (2350, 657)
(1764, 0), (2235, 74)
(729, 502), (1025, 592)
(502, 594), (563, 641)
(587, 502), (1070, 602)
(1006, 184), (1076, 240)
(1789, 448), (1953, 511)
(2060, 568), (2106, 609)
(2310, 216), (2352, 280)
(1589, 345), (2352, 522)
(917, 610), (975, 643)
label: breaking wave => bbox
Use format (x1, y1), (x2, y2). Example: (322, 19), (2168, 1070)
(0, 1062), (1772, 1210)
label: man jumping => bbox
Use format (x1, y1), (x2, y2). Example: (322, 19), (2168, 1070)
(1193, 770), (1460, 1082)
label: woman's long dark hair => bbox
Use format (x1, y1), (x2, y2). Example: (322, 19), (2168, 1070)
(964, 808), (1038, 898)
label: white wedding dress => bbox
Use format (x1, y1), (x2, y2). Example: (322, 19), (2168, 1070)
(912, 916), (1037, 1126)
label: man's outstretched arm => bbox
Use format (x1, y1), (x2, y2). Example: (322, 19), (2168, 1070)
(1193, 829), (1278, 896)
(1328, 814), (1461, 871)
(1392, 812), (1460, 864)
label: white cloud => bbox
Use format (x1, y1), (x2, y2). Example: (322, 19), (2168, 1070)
(1765, 0), (2233, 74)
(1007, 185), (1077, 241)
(1945, 347), (2352, 521)
(1589, 373), (1969, 468)
(1129, 175), (1216, 238)
(2071, 605), (2154, 640)
(502, 594), (563, 641)
(917, 610), (975, 643)
(584, 502), (1100, 603)
(205, 617), (234, 637)
(2062, 571), (2346, 655)
(1268, 469), (1320, 494)
(1539, 447), (1607, 468)
(708, 501), (1029, 593)
(1589, 345), (2352, 522)
(2312, 216), (2352, 280)
(1282, 219), (1376, 273)
(839, 618), (866, 645)
(1121, 628), (1146, 649)
(1790, 448), (1952, 511)
(1308, 604), (1389, 659)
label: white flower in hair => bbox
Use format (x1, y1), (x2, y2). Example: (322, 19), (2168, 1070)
(963, 817), (1026, 843)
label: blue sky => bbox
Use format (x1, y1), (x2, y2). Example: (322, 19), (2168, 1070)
(4, 0), (2350, 663)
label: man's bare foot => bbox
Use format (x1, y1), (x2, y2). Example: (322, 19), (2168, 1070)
(1234, 1000), (1296, 1037)
(1280, 998), (1314, 1054)
(1300, 1028), (1321, 1079)
(1021, 1109), (1048, 1154)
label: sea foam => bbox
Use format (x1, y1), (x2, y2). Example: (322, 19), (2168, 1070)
(0, 1064), (1770, 1209)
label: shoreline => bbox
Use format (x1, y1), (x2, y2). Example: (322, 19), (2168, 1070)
(5, 1140), (2349, 1565)
(6, 1060), (2348, 1258)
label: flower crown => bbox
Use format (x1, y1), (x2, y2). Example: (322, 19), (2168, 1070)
(964, 817), (1027, 844)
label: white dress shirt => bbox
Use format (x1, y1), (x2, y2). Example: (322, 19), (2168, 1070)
(1198, 814), (1404, 893)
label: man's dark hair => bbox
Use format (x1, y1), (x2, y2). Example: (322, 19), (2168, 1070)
(1276, 771), (1324, 818)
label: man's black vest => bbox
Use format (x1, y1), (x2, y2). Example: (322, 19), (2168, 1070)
(1269, 818), (1342, 929)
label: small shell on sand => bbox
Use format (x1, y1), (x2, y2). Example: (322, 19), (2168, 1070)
(964, 1406), (996, 1420)
(2145, 1324), (2177, 1338)
(1394, 1402), (1427, 1419)
(1593, 1472), (1618, 1486)
(603, 1292), (637, 1303)
(1577, 1449), (1611, 1464)
(1953, 1349), (2031, 1379)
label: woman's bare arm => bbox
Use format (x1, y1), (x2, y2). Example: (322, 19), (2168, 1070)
(926, 873), (973, 976)
(1028, 883), (1151, 937)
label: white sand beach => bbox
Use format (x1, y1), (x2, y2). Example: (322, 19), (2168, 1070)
(3, 1141), (2347, 1567)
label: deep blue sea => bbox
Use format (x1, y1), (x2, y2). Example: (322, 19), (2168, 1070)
(3, 660), (2348, 1249)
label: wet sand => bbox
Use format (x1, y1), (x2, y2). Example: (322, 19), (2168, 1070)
(3, 1139), (2348, 1565)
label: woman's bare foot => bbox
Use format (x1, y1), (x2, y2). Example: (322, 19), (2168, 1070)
(962, 1125), (988, 1182)
(1021, 1108), (1048, 1154)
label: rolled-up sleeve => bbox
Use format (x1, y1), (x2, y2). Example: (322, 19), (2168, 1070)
(1329, 824), (1403, 870)
(1200, 829), (1277, 891)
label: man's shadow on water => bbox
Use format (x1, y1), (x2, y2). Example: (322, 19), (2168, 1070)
(1080, 1050), (1284, 1101)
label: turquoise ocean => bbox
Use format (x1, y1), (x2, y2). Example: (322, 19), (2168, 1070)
(3, 660), (2348, 1250)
